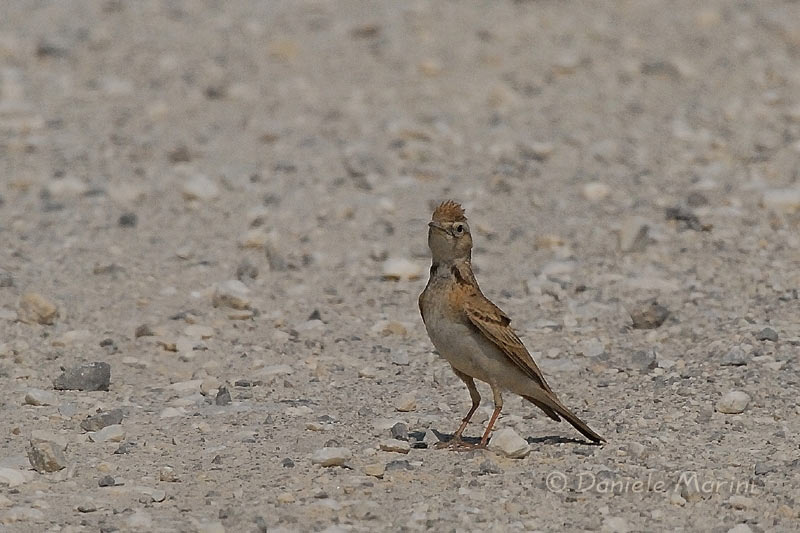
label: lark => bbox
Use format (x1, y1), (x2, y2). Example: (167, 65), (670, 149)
(418, 201), (604, 447)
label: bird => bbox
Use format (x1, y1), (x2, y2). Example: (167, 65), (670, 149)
(418, 200), (604, 448)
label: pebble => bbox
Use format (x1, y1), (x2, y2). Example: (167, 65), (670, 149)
(382, 258), (422, 281)
(236, 258), (259, 280)
(726, 525), (753, 533)
(159, 466), (179, 482)
(487, 428), (530, 458)
(577, 339), (606, 358)
(716, 391), (750, 414)
(629, 301), (669, 329)
(24, 389), (57, 406)
(618, 217), (650, 252)
(53, 362), (111, 391)
(212, 280), (252, 309)
(138, 487), (167, 503)
(17, 292), (59, 325)
(81, 408), (124, 431)
(134, 324), (155, 337)
(422, 429), (440, 446)
(215, 386), (232, 406)
(311, 447), (352, 467)
(27, 439), (67, 473)
(98, 475), (115, 487)
(88, 424), (125, 443)
(755, 327), (778, 342)
(394, 392), (417, 412)
(159, 407), (185, 418)
(182, 173), (219, 201)
(379, 439), (411, 454)
(761, 188), (800, 213)
(520, 141), (554, 161)
(390, 422), (408, 441)
(720, 345), (750, 366)
(364, 463), (385, 478)
(118, 212), (137, 227)
(0, 467), (34, 487)
(582, 182), (610, 202)
(44, 176), (87, 198)
(195, 520), (225, 533)
(728, 495), (753, 510)
(390, 349), (410, 366)
(627, 349), (657, 372)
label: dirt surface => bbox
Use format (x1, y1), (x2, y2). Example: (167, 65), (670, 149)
(1, 1), (800, 532)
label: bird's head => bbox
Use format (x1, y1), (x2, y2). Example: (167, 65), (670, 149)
(428, 200), (472, 263)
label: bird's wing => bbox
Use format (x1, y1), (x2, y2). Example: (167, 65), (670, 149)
(464, 294), (554, 394)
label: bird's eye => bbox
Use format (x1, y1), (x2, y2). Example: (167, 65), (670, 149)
(453, 224), (465, 234)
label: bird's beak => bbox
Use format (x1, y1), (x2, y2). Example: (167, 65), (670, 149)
(428, 221), (446, 232)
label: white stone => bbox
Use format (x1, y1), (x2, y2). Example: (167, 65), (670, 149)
(601, 516), (632, 533)
(488, 428), (530, 458)
(582, 182), (610, 202)
(24, 389), (57, 406)
(382, 258), (422, 281)
(182, 173), (219, 201)
(727, 525), (753, 533)
(394, 392), (417, 412)
(311, 447), (352, 467)
(379, 439), (411, 454)
(45, 176), (87, 198)
(0, 468), (33, 487)
(212, 280), (252, 309)
(88, 424), (125, 443)
(159, 407), (186, 419)
(762, 188), (800, 213)
(717, 391), (750, 414)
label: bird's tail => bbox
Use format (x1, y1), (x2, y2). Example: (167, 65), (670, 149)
(523, 394), (605, 443)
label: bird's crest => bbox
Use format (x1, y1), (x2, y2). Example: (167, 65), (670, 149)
(432, 200), (467, 223)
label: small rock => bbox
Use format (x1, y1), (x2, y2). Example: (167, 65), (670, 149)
(726, 525), (753, 533)
(627, 349), (657, 372)
(618, 217), (650, 252)
(488, 428), (530, 458)
(626, 442), (646, 458)
(520, 141), (554, 161)
(276, 493), (295, 504)
(28, 439), (67, 473)
(479, 459), (502, 474)
(669, 491), (686, 506)
(77, 502), (97, 513)
(138, 487), (166, 503)
(159, 466), (178, 482)
(0, 468), (34, 487)
(716, 391), (750, 414)
(577, 338), (606, 358)
(17, 292), (58, 325)
(390, 422), (408, 441)
(394, 392), (417, 412)
(720, 345), (749, 367)
(761, 188), (800, 213)
(382, 258), (422, 281)
(379, 439), (411, 454)
(98, 475), (115, 487)
(755, 327), (778, 342)
(582, 182), (610, 202)
(114, 441), (136, 454)
(58, 403), (77, 417)
(728, 495), (753, 510)
(81, 408), (124, 432)
(422, 429), (440, 446)
(88, 424), (125, 443)
(212, 280), (252, 309)
(665, 206), (709, 231)
(390, 350), (410, 366)
(53, 362), (111, 391)
(134, 324), (155, 337)
(629, 300), (669, 329)
(182, 173), (219, 201)
(364, 463), (385, 478)
(215, 386), (232, 406)
(118, 212), (137, 227)
(159, 407), (185, 418)
(281, 458), (294, 468)
(24, 389), (57, 406)
(311, 447), (352, 467)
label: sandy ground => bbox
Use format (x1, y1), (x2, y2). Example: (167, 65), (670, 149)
(1, 1), (800, 532)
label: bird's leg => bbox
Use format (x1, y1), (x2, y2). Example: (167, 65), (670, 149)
(437, 370), (481, 449)
(478, 385), (504, 447)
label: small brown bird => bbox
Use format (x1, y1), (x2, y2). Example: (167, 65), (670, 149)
(418, 200), (604, 447)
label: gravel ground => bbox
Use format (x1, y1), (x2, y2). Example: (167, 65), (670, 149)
(1, 1), (799, 532)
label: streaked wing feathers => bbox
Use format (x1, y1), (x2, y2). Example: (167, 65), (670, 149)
(464, 297), (554, 394)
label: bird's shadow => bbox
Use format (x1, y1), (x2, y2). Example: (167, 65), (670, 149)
(411, 429), (601, 447)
